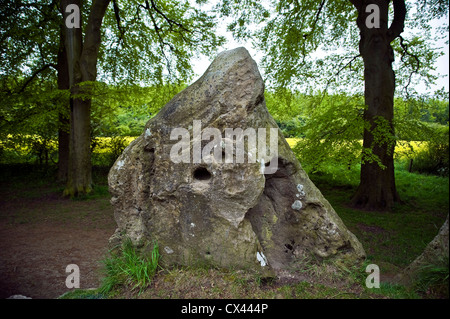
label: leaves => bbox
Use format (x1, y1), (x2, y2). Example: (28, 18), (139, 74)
(99, 0), (226, 85)
(1, 0), (224, 163)
(218, 0), (448, 96)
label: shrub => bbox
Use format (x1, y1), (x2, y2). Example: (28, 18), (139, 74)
(410, 126), (449, 177)
(91, 136), (132, 167)
(275, 116), (306, 138)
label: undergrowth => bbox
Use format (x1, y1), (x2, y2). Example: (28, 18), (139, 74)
(99, 238), (160, 296)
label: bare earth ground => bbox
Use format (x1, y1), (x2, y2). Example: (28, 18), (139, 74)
(0, 188), (116, 299)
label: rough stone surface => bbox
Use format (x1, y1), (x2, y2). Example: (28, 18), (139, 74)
(108, 47), (365, 276)
(7, 294), (32, 299)
(397, 215), (449, 285)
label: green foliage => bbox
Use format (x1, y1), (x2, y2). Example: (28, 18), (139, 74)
(394, 92), (449, 141)
(265, 89), (309, 138)
(0, 0), (60, 82)
(91, 136), (130, 167)
(394, 94), (449, 177)
(414, 256), (449, 298)
(408, 126), (449, 176)
(89, 82), (186, 137)
(1, 0), (224, 179)
(291, 93), (366, 176)
(268, 90), (449, 178)
(219, 0), (448, 95)
(100, 0), (226, 84)
(264, 89), (305, 121)
(99, 238), (160, 296)
(219, 0), (358, 91)
(0, 81), (182, 165)
(275, 117), (306, 138)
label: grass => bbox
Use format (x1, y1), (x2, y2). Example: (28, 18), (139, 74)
(309, 164), (448, 267)
(99, 238), (160, 296)
(59, 289), (107, 299)
(63, 263), (420, 299)
(106, 265), (365, 299)
(414, 256), (449, 298)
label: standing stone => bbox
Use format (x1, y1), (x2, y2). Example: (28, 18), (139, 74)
(108, 47), (365, 276)
(396, 215), (449, 286)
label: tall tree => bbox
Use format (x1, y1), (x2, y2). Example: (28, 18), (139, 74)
(59, 0), (225, 196)
(1, 0), (225, 196)
(0, 0), (68, 171)
(61, 0), (110, 196)
(219, 0), (448, 210)
(348, 0), (404, 209)
(57, 6), (71, 182)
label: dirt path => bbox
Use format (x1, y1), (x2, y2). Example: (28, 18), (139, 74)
(0, 189), (116, 299)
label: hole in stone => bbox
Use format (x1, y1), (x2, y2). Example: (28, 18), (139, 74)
(193, 167), (211, 181)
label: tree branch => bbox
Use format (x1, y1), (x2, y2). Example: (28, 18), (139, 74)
(349, 0), (363, 11)
(149, 0), (190, 33)
(112, 0), (125, 44)
(19, 63), (57, 93)
(324, 54), (361, 91)
(312, 0), (326, 28)
(398, 35), (421, 98)
(303, 0), (326, 38)
(388, 0), (406, 42)
(80, 0), (111, 82)
(143, 0), (174, 75)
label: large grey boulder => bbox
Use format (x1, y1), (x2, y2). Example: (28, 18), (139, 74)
(108, 47), (365, 276)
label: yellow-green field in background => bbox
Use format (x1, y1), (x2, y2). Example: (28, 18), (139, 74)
(2, 135), (427, 160)
(285, 138), (426, 160)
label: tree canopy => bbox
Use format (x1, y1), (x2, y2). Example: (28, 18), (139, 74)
(218, 0), (448, 95)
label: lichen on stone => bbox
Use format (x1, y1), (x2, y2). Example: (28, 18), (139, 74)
(291, 200), (303, 211)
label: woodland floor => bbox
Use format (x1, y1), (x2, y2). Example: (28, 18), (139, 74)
(0, 166), (116, 299)
(0, 165), (448, 299)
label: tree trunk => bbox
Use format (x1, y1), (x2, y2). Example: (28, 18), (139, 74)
(57, 114), (70, 182)
(67, 96), (93, 195)
(61, 0), (111, 196)
(57, 28), (70, 182)
(350, 0), (405, 210)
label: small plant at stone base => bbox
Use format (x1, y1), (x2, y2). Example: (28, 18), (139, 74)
(414, 256), (449, 298)
(99, 238), (160, 296)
